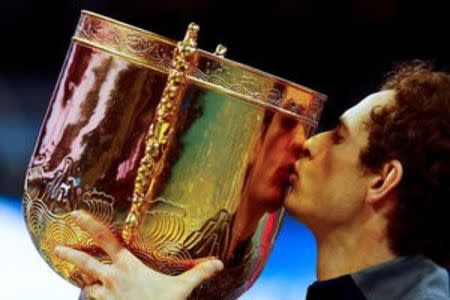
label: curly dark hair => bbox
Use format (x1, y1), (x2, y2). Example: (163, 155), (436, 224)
(359, 60), (450, 266)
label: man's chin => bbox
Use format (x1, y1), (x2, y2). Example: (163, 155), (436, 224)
(283, 191), (301, 215)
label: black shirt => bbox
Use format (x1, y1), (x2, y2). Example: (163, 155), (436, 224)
(306, 256), (449, 300)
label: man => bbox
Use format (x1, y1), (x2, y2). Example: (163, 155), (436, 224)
(284, 61), (450, 299)
(55, 61), (450, 299)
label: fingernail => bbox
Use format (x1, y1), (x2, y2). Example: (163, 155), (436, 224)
(71, 210), (83, 221)
(208, 260), (224, 273)
(54, 246), (65, 255)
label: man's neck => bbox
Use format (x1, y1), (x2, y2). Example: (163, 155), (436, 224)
(314, 216), (397, 281)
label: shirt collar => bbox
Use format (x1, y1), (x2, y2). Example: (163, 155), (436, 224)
(352, 256), (449, 299)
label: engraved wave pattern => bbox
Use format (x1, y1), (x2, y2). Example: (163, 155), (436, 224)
(125, 34), (172, 69)
(143, 212), (185, 245)
(125, 198), (195, 275)
(81, 190), (115, 225)
(142, 198), (186, 246)
(41, 215), (84, 254)
(130, 240), (193, 275)
(77, 15), (172, 70)
(24, 191), (85, 280)
(24, 160), (118, 283)
(25, 193), (59, 241)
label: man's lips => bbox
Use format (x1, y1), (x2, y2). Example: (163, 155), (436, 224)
(274, 164), (296, 182)
(272, 165), (298, 197)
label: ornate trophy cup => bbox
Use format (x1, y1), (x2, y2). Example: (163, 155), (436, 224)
(23, 11), (326, 299)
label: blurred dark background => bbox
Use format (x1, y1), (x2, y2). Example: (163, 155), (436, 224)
(1, 0), (449, 202)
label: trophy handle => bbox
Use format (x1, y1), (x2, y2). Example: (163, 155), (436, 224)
(213, 44), (227, 57)
(122, 23), (200, 244)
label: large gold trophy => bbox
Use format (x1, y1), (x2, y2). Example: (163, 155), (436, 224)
(23, 11), (326, 299)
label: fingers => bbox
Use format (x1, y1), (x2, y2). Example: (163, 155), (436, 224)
(71, 210), (124, 261)
(81, 273), (99, 286)
(177, 259), (223, 289)
(54, 246), (108, 281)
(83, 284), (108, 300)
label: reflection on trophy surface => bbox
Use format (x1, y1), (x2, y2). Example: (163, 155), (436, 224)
(23, 11), (326, 299)
(227, 110), (306, 260)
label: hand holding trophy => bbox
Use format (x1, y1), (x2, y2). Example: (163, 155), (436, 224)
(54, 210), (224, 299)
(23, 11), (326, 299)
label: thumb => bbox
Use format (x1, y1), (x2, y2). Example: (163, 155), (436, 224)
(178, 259), (224, 289)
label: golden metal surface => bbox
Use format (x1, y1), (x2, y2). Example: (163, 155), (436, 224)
(73, 11), (326, 124)
(74, 11), (176, 72)
(23, 11), (327, 299)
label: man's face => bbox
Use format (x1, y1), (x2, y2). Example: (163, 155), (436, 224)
(284, 90), (394, 231)
(246, 112), (306, 212)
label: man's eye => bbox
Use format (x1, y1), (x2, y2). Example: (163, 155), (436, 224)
(332, 130), (344, 144)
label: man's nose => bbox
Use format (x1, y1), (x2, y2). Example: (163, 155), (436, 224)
(300, 133), (322, 159)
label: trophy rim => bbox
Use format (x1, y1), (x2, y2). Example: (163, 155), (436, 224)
(79, 10), (327, 101)
(81, 10), (178, 45)
(197, 48), (327, 101)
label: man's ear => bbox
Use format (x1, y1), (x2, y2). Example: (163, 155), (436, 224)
(366, 160), (403, 204)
